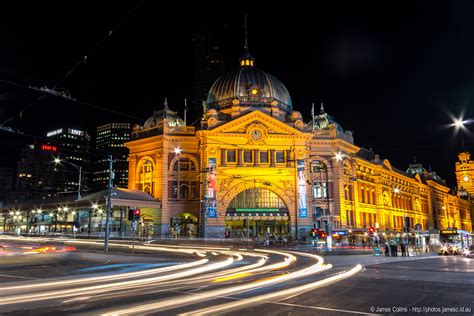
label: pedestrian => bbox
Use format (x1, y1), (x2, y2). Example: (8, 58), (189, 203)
(400, 243), (405, 257)
(384, 243), (390, 257)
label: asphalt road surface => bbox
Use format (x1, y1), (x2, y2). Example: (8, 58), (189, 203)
(0, 236), (472, 315)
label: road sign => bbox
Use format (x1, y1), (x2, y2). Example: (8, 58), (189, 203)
(299, 208), (308, 218)
(208, 207), (217, 218)
(131, 221), (137, 230)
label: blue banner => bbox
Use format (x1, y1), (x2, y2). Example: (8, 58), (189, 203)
(207, 158), (217, 218)
(297, 160), (308, 218)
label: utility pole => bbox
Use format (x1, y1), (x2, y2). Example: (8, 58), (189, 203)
(104, 155), (114, 252)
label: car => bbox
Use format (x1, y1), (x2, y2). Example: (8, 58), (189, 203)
(462, 245), (474, 258)
(438, 244), (461, 256)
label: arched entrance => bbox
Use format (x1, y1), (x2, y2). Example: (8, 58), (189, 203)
(170, 213), (198, 238)
(139, 214), (154, 239)
(225, 188), (289, 239)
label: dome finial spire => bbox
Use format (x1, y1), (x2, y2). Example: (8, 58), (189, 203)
(239, 15), (254, 67)
(244, 14), (249, 53)
(320, 102), (325, 113)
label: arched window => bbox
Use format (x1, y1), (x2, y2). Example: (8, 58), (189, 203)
(179, 185), (189, 199)
(138, 159), (154, 194)
(172, 158), (196, 172)
(228, 188), (286, 209)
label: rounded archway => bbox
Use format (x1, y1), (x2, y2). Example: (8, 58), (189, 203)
(224, 187), (290, 239)
(170, 213), (198, 238)
(135, 156), (155, 195)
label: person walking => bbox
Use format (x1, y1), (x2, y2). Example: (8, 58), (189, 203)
(384, 243), (390, 257)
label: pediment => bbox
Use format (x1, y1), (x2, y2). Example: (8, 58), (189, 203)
(208, 110), (305, 136)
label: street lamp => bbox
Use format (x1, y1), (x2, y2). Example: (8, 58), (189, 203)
(54, 158), (82, 200)
(451, 116), (474, 130)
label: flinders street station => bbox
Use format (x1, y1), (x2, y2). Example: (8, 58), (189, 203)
(126, 46), (474, 242)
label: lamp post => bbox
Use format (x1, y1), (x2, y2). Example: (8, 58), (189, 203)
(54, 158), (82, 200)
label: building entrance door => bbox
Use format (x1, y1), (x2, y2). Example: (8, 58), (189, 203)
(224, 188), (289, 239)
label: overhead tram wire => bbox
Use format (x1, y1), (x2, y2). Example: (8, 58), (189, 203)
(0, 79), (145, 123)
(62, 0), (144, 82)
(1, 0), (145, 125)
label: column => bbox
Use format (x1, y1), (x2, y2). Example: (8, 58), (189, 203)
(286, 150), (291, 167)
(237, 149), (243, 167)
(221, 148), (226, 167)
(254, 149), (259, 167)
(270, 149), (275, 167)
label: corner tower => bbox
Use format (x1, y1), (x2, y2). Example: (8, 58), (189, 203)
(456, 150), (474, 197)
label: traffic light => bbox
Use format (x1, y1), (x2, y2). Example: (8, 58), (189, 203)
(133, 209), (141, 221)
(311, 228), (317, 238)
(368, 226), (375, 236)
(128, 209), (141, 221)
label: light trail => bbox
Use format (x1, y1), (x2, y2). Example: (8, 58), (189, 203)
(0, 258), (209, 291)
(0, 257), (234, 305)
(1, 237), (322, 315)
(182, 264), (363, 315)
(102, 251), (330, 315)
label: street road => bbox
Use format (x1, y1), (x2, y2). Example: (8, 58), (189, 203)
(0, 236), (472, 315)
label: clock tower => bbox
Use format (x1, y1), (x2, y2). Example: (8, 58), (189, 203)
(455, 150), (474, 197)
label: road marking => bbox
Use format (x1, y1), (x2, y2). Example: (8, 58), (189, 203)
(272, 302), (379, 315)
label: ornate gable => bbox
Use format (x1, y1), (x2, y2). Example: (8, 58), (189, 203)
(206, 110), (305, 136)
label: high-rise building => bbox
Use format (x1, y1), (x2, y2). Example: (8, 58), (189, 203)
(15, 144), (62, 200)
(190, 26), (226, 123)
(0, 167), (13, 205)
(46, 127), (91, 195)
(94, 123), (131, 190)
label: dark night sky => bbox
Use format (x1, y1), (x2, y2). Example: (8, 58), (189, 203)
(1, 1), (473, 187)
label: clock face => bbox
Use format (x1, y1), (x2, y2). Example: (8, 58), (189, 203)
(250, 129), (263, 140)
(463, 175), (470, 182)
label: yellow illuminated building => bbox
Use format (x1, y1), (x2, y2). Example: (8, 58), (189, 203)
(126, 48), (473, 238)
(456, 151), (474, 197)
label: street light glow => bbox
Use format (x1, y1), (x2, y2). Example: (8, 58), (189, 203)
(335, 152), (343, 161)
(173, 147), (182, 155)
(54, 158), (61, 164)
(92, 204), (99, 209)
(453, 118), (465, 128)
(393, 187), (400, 194)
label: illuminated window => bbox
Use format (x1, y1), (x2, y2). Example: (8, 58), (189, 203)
(243, 150), (253, 163)
(313, 182), (327, 198)
(190, 182), (197, 198)
(227, 150), (237, 163)
(241, 60), (245, 66)
(179, 185), (189, 199)
(172, 158), (196, 171)
(245, 60), (250, 66)
(138, 159), (154, 194)
(251, 88), (258, 95)
(275, 151), (285, 163)
(229, 188), (286, 209)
